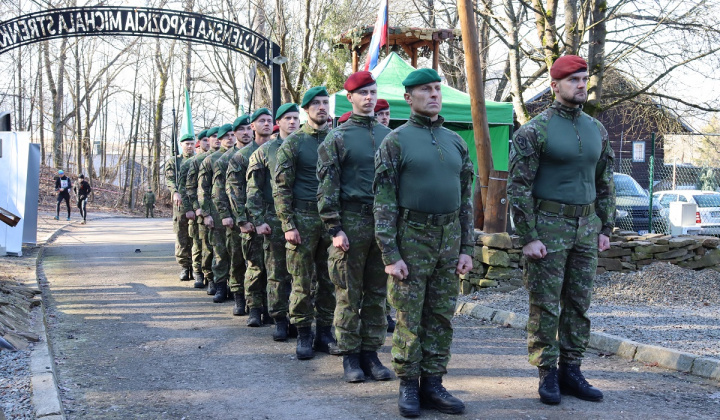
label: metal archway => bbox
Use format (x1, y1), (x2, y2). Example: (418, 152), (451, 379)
(0, 6), (281, 113)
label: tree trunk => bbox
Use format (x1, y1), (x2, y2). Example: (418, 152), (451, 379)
(532, 0), (560, 72)
(586, 0), (607, 116)
(44, 38), (68, 168)
(38, 51), (46, 164)
(75, 41), (82, 175)
(129, 95), (142, 209)
(504, 0), (530, 124)
(564, 0), (580, 55)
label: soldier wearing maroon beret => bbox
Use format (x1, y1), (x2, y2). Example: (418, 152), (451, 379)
(374, 99), (390, 127)
(508, 54), (614, 405)
(337, 111), (352, 125)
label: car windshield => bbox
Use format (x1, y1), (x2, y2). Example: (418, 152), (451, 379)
(692, 194), (720, 208)
(614, 175), (647, 197)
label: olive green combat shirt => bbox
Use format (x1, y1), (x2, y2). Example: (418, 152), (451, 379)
(197, 146), (228, 220)
(373, 113), (475, 265)
(226, 140), (262, 224)
(246, 137), (285, 226)
(274, 124), (330, 232)
(212, 146), (241, 221)
(507, 101), (615, 246)
(317, 114), (391, 231)
(185, 150), (214, 213)
(165, 151), (193, 215)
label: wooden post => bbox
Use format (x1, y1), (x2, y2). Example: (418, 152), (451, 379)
(483, 170), (509, 233)
(352, 49), (359, 72)
(411, 48), (418, 68)
(432, 40), (439, 70)
(457, 0), (495, 231)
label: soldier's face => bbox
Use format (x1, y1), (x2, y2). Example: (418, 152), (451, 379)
(404, 82), (442, 119)
(552, 71), (588, 107)
(305, 96), (330, 127)
(347, 84), (377, 116)
(181, 141), (195, 155)
(198, 138), (210, 152)
(376, 109), (390, 126)
(209, 134), (220, 149)
(220, 132), (235, 149)
(252, 115), (274, 138)
(277, 112), (300, 137)
(235, 125), (253, 145)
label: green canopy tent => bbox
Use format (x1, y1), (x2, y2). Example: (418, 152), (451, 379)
(330, 52), (514, 170)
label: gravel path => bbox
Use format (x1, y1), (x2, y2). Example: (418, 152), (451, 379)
(0, 343), (34, 420)
(461, 261), (720, 358)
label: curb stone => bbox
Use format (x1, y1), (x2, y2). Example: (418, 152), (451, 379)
(456, 301), (720, 381)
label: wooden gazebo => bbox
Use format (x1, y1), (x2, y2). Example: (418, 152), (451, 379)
(336, 26), (461, 72)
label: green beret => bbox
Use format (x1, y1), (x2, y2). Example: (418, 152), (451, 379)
(179, 133), (195, 143)
(207, 126), (219, 137)
(197, 129), (208, 140)
(301, 86), (329, 108)
(217, 123), (233, 140)
(233, 114), (251, 130)
(275, 103), (299, 120)
(402, 68), (442, 88)
(250, 108), (272, 123)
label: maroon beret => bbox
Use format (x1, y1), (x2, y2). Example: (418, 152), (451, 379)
(337, 111), (352, 124)
(272, 124), (279, 134)
(550, 55), (588, 80)
(195, 140), (202, 147)
(374, 99), (390, 112)
(344, 71), (376, 92)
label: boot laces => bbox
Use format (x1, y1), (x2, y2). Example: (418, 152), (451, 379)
(540, 368), (558, 389)
(402, 384), (419, 402)
(568, 366), (591, 388)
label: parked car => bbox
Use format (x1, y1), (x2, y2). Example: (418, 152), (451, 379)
(613, 173), (665, 234)
(652, 190), (720, 236)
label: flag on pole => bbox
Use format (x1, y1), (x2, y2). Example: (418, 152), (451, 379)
(364, 0), (388, 71)
(179, 88), (195, 140)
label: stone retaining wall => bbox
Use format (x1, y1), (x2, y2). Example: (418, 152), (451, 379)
(460, 230), (720, 295)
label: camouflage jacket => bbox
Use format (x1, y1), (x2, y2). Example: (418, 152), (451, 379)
(317, 114), (391, 231)
(373, 113), (475, 265)
(226, 141), (261, 224)
(246, 138), (284, 225)
(274, 123), (330, 232)
(507, 101), (615, 245)
(164, 152), (193, 195)
(143, 191), (155, 206)
(212, 146), (241, 221)
(185, 150), (214, 213)
(178, 157), (195, 213)
(198, 146), (228, 220)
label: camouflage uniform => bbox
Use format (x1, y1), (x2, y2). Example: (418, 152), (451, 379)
(247, 138), (292, 319)
(198, 146), (229, 288)
(212, 146), (245, 296)
(317, 114), (391, 353)
(227, 141), (267, 308)
(186, 150), (215, 283)
(274, 123), (336, 328)
(374, 113), (474, 379)
(179, 157), (202, 276)
(165, 152), (194, 270)
(507, 101), (615, 368)
(143, 191), (156, 218)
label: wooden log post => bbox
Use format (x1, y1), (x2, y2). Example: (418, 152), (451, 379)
(484, 170), (509, 233)
(352, 49), (359, 73)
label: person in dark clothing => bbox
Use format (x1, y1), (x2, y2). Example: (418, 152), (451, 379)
(74, 174), (92, 224)
(54, 170), (72, 221)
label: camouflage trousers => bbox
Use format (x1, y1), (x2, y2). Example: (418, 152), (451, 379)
(145, 205), (154, 218)
(524, 211), (600, 368)
(198, 222), (213, 281)
(189, 219), (202, 273)
(287, 209), (336, 328)
(227, 228), (245, 294)
(210, 225), (230, 286)
(243, 231), (267, 308)
(389, 217), (461, 379)
(265, 212), (292, 319)
(331, 210), (387, 353)
(173, 212), (192, 268)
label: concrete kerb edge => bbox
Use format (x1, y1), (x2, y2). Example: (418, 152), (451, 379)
(456, 301), (720, 382)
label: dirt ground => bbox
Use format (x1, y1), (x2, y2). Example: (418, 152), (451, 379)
(37, 218), (720, 419)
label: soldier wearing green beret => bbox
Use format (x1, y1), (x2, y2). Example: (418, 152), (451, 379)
(181, 131), (211, 285)
(225, 108), (274, 325)
(274, 87), (338, 359)
(187, 127), (220, 288)
(374, 68), (473, 417)
(318, 71), (393, 383)
(199, 124), (235, 301)
(165, 132), (196, 281)
(246, 103), (300, 340)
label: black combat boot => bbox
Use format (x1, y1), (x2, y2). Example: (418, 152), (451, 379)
(538, 366), (561, 405)
(233, 292), (246, 316)
(313, 325), (337, 354)
(288, 323), (298, 339)
(262, 306), (273, 325)
(558, 363), (603, 402)
(296, 326), (314, 360)
(179, 267), (191, 281)
(207, 281), (216, 296)
(213, 282), (227, 303)
(387, 314), (396, 333)
(273, 318), (289, 342)
(247, 307), (262, 327)
(398, 377), (421, 418)
(419, 376), (465, 414)
(360, 350), (393, 381)
(343, 353), (366, 383)
(193, 271), (205, 288)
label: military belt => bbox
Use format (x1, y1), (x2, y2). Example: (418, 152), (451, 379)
(399, 208), (459, 226)
(537, 199), (595, 218)
(342, 201), (373, 216)
(292, 199), (318, 213)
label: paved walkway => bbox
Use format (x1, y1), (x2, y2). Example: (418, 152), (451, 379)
(40, 218), (720, 419)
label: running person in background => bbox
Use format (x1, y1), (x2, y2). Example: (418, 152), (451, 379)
(74, 174), (92, 224)
(54, 169), (72, 221)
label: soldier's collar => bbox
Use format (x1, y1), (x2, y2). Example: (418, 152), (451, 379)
(550, 100), (583, 119)
(301, 123), (329, 136)
(349, 113), (375, 126)
(409, 112), (445, 128)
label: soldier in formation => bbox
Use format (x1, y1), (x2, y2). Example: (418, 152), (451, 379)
(182, 130), (211, 287)
(165, 133), (196, 281)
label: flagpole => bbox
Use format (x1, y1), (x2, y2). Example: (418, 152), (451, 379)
(385, 0), (389, 54)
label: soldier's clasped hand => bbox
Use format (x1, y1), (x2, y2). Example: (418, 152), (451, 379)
(222, 217), (234, 228)
(239, 222), (255, 233)
(285, 229), (302, 245)
(255, 223), (271, 235)
(173, 192), (182, 209)
(385, 259), (409, 280)
(332, 231), (350, 252)
(598, 234), (610, 252)
(456, 254), (473, 275)
(185, 211), (195, 220)
(523, 240), (547, 260)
